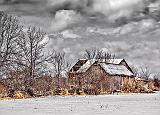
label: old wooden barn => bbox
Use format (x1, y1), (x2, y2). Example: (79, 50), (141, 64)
(68, 59), (135, 94)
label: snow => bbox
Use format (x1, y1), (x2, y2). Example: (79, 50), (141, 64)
(102, 59), (124, 64)
(0, 94), (160, 115)
(100, 63), (133, 76)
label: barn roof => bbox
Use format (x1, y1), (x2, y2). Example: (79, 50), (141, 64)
(100, 59), (124, 64)
(100, 63), (133, 76)
(77, 59), (124, 73)
(77, 59), (96, 73)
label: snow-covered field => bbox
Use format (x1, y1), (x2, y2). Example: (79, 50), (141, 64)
(0, 93), (160, 115)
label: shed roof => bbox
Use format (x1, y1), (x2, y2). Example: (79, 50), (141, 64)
(100, 63), (133, 76)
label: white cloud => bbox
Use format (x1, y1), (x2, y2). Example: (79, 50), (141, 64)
(41, 35), (50, 43)
(50, 10), (83, 31)
(61, 30), (80, 39)
(63, 47), (71, 53)
(91, 0), (145, 21)
(118, 19), (159, 35)
(85, 19), (159, 36)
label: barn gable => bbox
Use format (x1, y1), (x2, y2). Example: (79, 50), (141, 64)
(69, 59), (87, 72)
(77, 59), (97, 73)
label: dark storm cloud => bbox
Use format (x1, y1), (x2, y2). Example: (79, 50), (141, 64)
(46, 0), (158, 20)
(1, 0), (40, 4)
(1, 0), (159, 31)
(45, 0), (159, 31)
(1, 0), (159, 22)
(46, 0), (92, 14)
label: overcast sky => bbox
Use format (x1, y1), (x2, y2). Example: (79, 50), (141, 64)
(1, 0), (160, 75)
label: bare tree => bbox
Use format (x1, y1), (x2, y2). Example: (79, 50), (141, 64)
(140, 66), (152, 80)
(152, 73), (160, 80)
(130, 65), (139, 76)
(49, 51), (69, 88)
(100, 50), (116, 63)
(16, 27), (53, 87)
(0, 11), (22, 76)
(84, 47), (116, 62)
(84, 47), (100, 60)
(50, 51), (69, 77)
